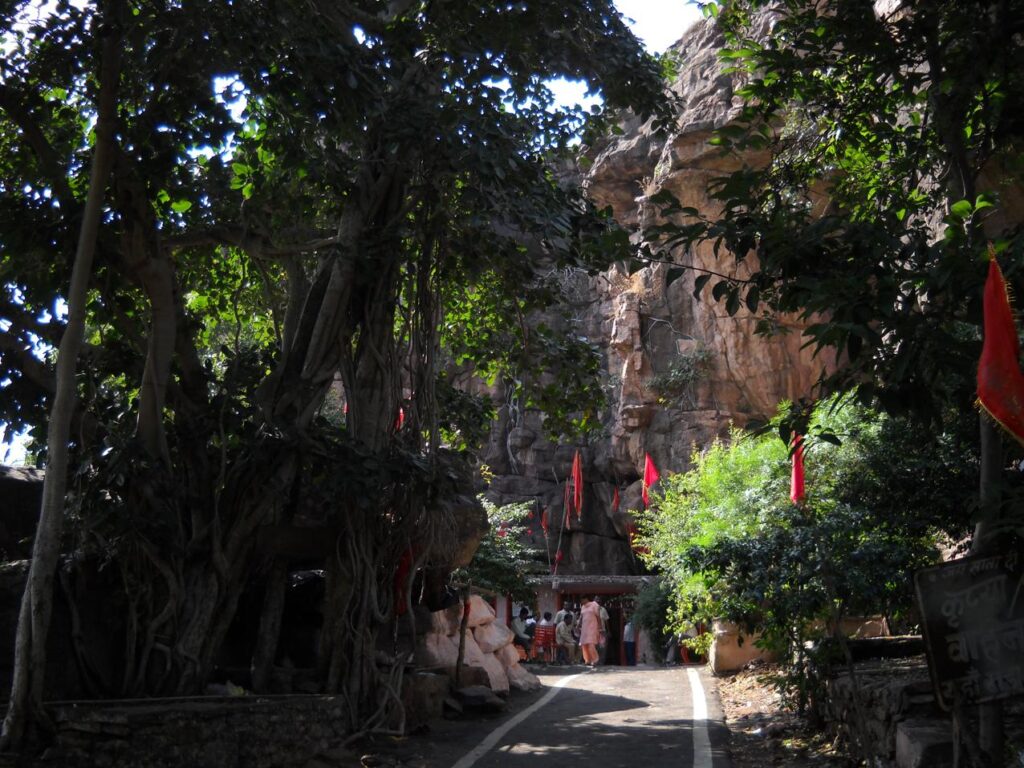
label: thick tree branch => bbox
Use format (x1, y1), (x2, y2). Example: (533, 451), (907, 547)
(0, 334), (57, 393)
(0, 299), (63, 348)
(162, 227), (342, 257)
(0, 84), (79, 210)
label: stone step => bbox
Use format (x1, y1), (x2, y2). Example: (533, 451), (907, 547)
(895, 718), (954, 768)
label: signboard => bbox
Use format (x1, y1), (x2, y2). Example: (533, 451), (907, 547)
(915, 551), (1024, 710)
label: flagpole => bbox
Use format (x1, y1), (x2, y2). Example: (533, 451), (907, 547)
(974, 415), (1004, 763)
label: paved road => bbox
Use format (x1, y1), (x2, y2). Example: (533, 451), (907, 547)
(416, 665), (732, 768)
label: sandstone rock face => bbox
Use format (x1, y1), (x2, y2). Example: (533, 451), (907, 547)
(482, 14), (825, 577)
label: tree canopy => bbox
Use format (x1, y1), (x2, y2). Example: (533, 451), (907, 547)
(648, 0), (1024, 426)
(0, 0), (669, 741)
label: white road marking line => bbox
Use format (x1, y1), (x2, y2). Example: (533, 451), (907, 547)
(450, 673), (583, 768)
(687, 667), (713, 768)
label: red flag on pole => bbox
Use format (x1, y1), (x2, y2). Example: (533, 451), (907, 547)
(563, 481), (572, 530)
(790, 434), (805, 504)
(540, 509), (549, 535)
(552, 548), (564, 575)
(978, 253), (1024, 444)
(571, 449), (584, 519)
(642, 453), (660, 507)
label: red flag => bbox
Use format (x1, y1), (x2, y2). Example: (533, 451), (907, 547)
(978, 254), (1024, 444)
(612, 486), (620, 513)
(571, 449), (584, 519)
(642, 453), (660, 507)
(395, 407), (405, 430)
(790, 434), (805, 504)
(563, 480), (572, 530)
(541, 509), (549, 535)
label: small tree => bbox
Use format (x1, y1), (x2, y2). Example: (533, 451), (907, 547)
(451, 498), (543, 604)
(639, 400), (975, 714)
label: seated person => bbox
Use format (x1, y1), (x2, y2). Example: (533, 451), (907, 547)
(511, 607), (532, 654)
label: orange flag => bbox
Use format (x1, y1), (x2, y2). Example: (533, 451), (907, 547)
(978, 254), (1024, 444)
(790, 434), (805, 504)
(642, 453), (660, 507)
(571, 449), (584, 519)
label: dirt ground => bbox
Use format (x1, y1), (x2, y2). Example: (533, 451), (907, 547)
(717, 663), (850, 768)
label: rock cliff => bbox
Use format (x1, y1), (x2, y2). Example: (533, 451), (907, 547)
(482, 15), (824, 577)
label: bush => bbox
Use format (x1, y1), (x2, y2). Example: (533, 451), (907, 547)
(638, 398), (977, 707)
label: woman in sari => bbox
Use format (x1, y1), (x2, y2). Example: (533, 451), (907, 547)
(578, 596), (602, 666)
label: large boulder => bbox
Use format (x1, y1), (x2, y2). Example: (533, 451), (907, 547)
(465, 595), (496, 628)
(473, 621), (513, 654)
(416, 631), (460, 668)
(494, 642), (520, 670)
(429, 605), (462, 637)
(506, 663), (542, 692)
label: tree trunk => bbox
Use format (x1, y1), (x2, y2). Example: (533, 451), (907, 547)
(455, 589), (470, 688)
(0, 6), (122, 749)
(250, 559), (289, 693)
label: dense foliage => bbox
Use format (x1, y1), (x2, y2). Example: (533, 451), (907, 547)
(0, 0), (669, 740)
(647, 0), (1024, 429)
(451, 498), (543, 604)
(639, 400), (978, 700)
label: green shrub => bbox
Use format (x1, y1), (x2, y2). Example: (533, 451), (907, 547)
(650, 346), (711, 407)
(638, 397), (976, 707)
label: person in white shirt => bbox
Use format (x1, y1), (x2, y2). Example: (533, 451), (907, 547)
(623, 617), (637, 666)
(511, 607), (532, 655)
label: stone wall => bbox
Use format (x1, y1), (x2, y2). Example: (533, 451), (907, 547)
(30, 695), (355, 768)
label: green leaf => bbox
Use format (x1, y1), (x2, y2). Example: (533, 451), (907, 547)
(949, 199), (972, 220)
(170, 200), (192, 213)
(693, 274), (712, 297)
(778, 423), (792, 447)
(745, 285), (759, 312)
(666, 267), (686, 288)
(725, 289), (740, 316)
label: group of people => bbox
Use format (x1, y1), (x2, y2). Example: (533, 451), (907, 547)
(511, 596), (634, 667)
